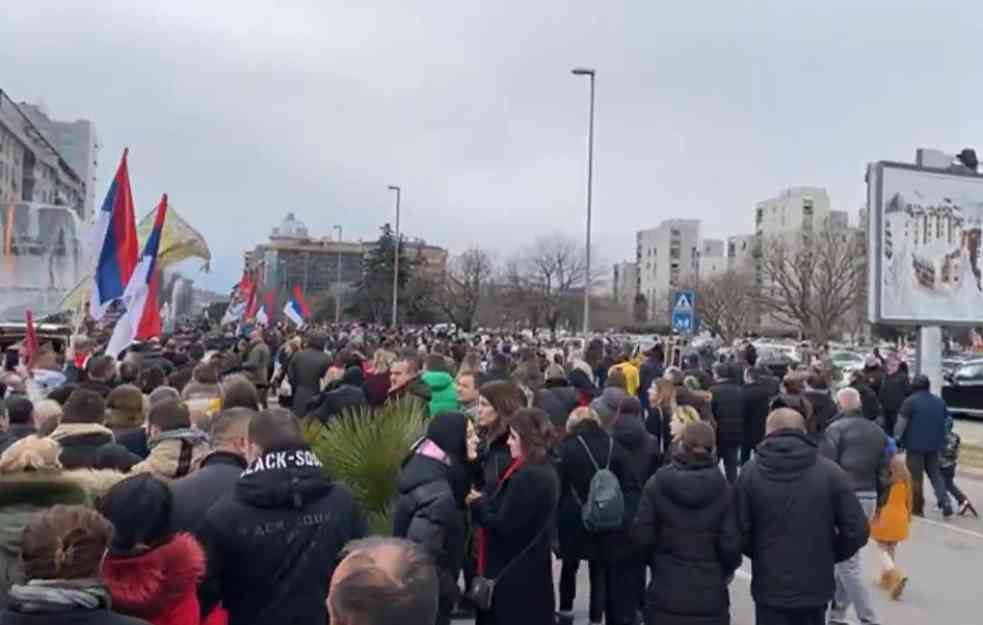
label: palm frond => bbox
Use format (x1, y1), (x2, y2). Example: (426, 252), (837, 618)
(303, 397), (425, 532)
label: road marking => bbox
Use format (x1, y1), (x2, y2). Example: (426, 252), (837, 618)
(734, 568), (752, 581)
(915, 516), (983, 540)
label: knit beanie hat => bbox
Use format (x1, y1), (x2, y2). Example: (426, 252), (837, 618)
(425, 411), (469, 465)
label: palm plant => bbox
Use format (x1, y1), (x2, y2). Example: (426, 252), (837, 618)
(303, 397), (425, 534)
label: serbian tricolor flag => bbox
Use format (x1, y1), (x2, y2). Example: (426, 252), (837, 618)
(283, 284), (310, 328)
(106, 195), (168, 357)
(90, 149), (139, 319)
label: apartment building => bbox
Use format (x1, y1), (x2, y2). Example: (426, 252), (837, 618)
(635, 219), (700, 322)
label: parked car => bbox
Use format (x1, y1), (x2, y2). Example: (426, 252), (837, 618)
(942, 359), (983, 419)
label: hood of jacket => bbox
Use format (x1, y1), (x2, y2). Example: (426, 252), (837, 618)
(102, 533), (205, 620)
(422, 370), (454, 393)
(661, 457), (727, 509)
(568, 368), (597, 396)
(132, 430), (210, 481)
(397, 451), (450, 495)
(611, 411), (648, 451)
(754, 429), (818, 482)
(48, 423), (115, 447)
(236, 447), (334, 509)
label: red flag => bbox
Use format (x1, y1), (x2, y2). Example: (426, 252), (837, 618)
(293, 284), (311, 317)
(243, 267), (261, 320)
(24, 309), (38, 368)
(264, 290), (276, 322)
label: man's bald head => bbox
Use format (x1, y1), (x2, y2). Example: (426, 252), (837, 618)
(328, 537), (438, 625)
(766, 408), (807, 435)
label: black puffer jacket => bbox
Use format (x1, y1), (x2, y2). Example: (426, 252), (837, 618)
(199, 447), (366, 625)
(534, 386), (580, 432)
(822, 410), (890, 500)
(710, 380), (744, 447)
(741, 378), (779, 451)
(632, 455), (742, 625)
(392, 451), (467, 625)
(610, 409), (660, 489)
(851, 380), (882, 421)
(879, 371), (910, 416)
(736, 430), (869, 610)
(804, 389), (837, 435)
(308, 383), (368, 423)
(555, 422), (639, 562)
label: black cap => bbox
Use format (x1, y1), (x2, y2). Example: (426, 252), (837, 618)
(912, 374), (931, 391)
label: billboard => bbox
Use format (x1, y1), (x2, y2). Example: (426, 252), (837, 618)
(868, 161), (983, 325)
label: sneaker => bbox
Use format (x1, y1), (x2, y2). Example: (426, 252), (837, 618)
(555, 611), (574, 625)
(943, 507), (954, 519)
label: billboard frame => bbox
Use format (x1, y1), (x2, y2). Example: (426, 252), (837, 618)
(868, 160), (983, 326)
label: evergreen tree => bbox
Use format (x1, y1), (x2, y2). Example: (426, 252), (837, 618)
(349, 224), (416, 324)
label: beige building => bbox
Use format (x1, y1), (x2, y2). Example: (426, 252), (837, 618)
(0, 89), (86, 217)
(245, 213), (448, 307)
(698, 238), (726, 280)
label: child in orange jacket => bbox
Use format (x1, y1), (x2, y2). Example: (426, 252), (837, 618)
(870, 451), (912, 600)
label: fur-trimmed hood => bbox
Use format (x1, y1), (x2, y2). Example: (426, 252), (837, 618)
(101, 532), (206, 620)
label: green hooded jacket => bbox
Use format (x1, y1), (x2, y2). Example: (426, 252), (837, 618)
(421, 371), (459, 418)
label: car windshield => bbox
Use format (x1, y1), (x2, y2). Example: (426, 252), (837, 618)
(831, 351), (864, 364)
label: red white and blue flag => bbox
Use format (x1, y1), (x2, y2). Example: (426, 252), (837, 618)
(107, 195), (168, 357)
(90, 149), (139, 319)
(283, 284), (310, 328)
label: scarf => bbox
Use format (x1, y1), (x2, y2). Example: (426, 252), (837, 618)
(8, 578), (111, 613)
(476, 456), (525, 576)
(148, 427), (210, 451)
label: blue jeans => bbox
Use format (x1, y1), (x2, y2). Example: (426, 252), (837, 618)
(830, 491), (878, 625)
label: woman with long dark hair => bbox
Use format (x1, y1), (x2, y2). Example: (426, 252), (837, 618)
(467, 408), (559, 625)
(474, 381), (523, 492)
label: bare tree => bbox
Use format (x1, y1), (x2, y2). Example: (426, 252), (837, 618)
(755, 226), (866, 345)
(522, 234), (591, 335)
(684, 270), (758, 345)
(430, 247), (494, 332)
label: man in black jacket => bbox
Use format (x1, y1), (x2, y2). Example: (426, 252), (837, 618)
(170, 407), (252, 535)
(737, 408), (869, 625)
(878, 359), (909, 435)
(710, 363), (744, 483)
(287, 334), (332, 416)
(822, 388), (888, 625)
(637, 345), (664, 417)
(199, 408), (367, 625)
(740, 366), (779, 464)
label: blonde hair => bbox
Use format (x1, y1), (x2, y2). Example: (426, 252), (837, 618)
(33, 400), (64, 437)
(372, 349), (397, 372)
(0, 436), (63, 474)
(652, 379), (677, 410)
(566, 406), (599, 431)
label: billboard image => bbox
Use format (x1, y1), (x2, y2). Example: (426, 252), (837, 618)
(868, 162), (983, 325)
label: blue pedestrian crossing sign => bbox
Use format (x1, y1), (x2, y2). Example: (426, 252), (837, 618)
(671, 290), (695, 335)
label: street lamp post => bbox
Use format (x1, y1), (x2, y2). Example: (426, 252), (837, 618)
(333, 225), (343, 324)
(387, 185), (401, 328)
(572, 67), (596, 338)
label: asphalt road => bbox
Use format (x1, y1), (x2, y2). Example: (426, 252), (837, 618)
(953, 416), (983, 446)
(456, 471), (983, 625)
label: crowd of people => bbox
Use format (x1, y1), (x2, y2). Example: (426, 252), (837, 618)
(0, 320), (977, 625)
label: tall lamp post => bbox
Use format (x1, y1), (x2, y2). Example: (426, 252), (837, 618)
(572, 67), (596, 337)
(387, 185), (401, 328)
(333, 224), (343, 324)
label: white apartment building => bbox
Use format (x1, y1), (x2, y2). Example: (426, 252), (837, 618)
(635, 219), (700, 322)
(0, 89), (86, 216)
(20, 103), (99, 220)
(727, 234), (755, 273)
(698, 238), (726, 279)
(612, 261), (638, 312)
(755, 186), (831, 240)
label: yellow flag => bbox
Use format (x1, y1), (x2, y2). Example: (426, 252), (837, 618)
(59, 205), (211, 312)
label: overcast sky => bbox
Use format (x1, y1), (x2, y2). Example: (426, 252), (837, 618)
(4, 1), (983, 291)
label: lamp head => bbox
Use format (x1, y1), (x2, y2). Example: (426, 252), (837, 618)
(571, 67), (595, 76)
